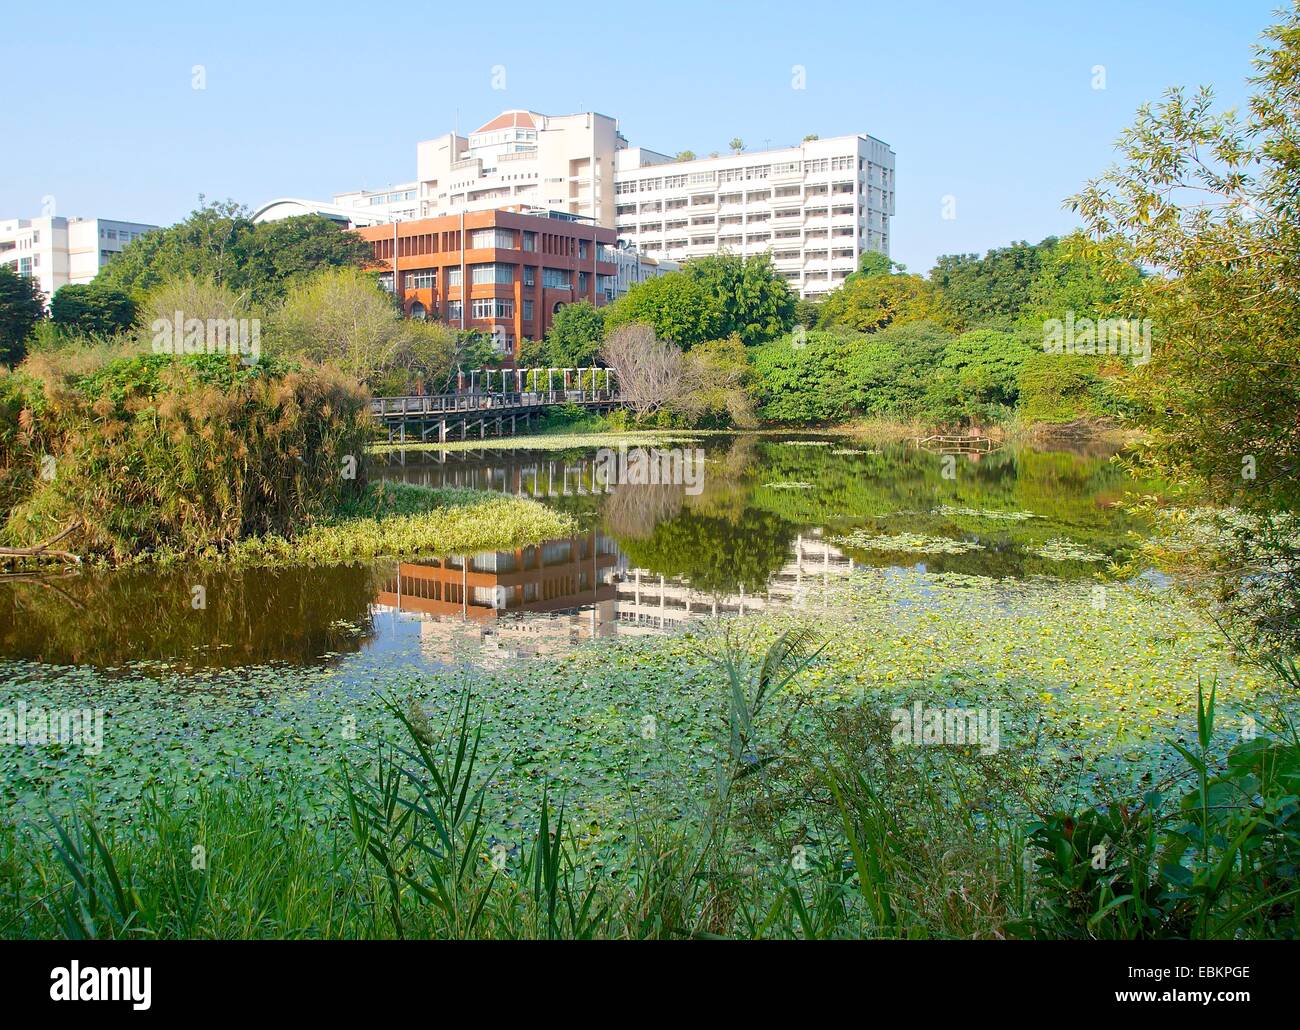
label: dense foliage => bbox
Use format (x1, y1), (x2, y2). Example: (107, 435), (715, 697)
(97, 200), (371, 305)
(0, 264), (45, 366)
(1070, 6), (1300, 513)
(49, 282), (137, 337)
(1, 350), (371, 560)
(270, 267), (458, 394)
(929, 238), (1056, 329)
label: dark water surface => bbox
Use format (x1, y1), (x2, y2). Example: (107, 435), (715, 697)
(0, 434), (1152, 672)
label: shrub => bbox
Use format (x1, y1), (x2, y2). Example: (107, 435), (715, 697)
(848, 320), (951, 418)
(49, 283), (137, 337)
(918, 328), (1040, 424)
(749, 330), (862, 424)
(2, 351), (371, 560)
(673, 334), (756, 428)
(269, 267), (456, 394)
(1016, 351), (1113, 424)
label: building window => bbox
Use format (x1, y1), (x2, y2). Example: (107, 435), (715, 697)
(472, 298), (514, 319)
(471, 228), (515, 249)
(447, 301), (463, 320)
(523, 300), (534, 321)
(409, 301), (428, 319)
(470, 262), (513, 285)
(447, 267), (463, 286)
(522, 230), (537, 251)
(404, 270), (436, 290)
(543, 268), (571, 289)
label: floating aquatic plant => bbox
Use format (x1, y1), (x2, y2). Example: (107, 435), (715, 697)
(933, 506), (1041, 521)
(832, 530), (986, 555)
(1030, 538), (1110, 563)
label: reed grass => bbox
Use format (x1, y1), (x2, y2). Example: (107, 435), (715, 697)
(2, 634), (1294, 940)
(2, 351), (371, 562)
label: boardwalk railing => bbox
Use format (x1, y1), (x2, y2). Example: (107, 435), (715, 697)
(912, 434), (998, 454)
(370, 389), (619, 420)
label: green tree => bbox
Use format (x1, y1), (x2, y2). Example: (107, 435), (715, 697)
(1019, 230), (1141, 328)
(270, 267), (455, 393)
(603, 272), (724, 348)
(922, 328), (1040, 422)
(682, 253), (796, 344)
(928, 238), (1057, 329)
(749, 330), (863, 424)
(239, 215), (371, 300)
(99, 200), (368, 305)
(0, 265), (45, 366)
(793, 297), (821, 328)
(1068, 6), (1300, 509)
(729, 138), (745, 154)
(848, 250), (903, 281)
(818, 270), (949, 333)
(544, 299), (605, 366)
(49, 282), (137, 337)
(675, 150), (696, 161)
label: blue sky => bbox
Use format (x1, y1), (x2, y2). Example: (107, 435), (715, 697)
(0, 0), (1280, 272)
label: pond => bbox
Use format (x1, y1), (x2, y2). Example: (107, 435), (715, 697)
(0, 434), (1153, 673)
(0, 433), (1277, 840)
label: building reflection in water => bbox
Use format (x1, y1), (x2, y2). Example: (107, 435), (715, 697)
(373, 530), (857, 667)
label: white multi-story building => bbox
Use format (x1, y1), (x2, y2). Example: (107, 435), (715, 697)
(613, 136), (895, 297)
(255, 110), (622, 229)
(0, 215), (157, 302)
(252, 110), (895, 298)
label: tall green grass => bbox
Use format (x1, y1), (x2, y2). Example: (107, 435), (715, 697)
(2, 351), (370, 561)
(2, 637), (1295, 939)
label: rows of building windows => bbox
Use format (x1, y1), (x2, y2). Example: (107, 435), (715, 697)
(372, 226), (579, 262)
(614, 156), (880, 195)
(386, 264), (594, 297)
(101, 226), (147, 243)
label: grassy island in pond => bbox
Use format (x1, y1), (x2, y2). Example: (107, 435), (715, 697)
(216, 481), (576, 567)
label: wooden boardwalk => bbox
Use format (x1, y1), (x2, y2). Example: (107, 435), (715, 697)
(912, 434), (1000, 455)
(371, 388), (623, 442)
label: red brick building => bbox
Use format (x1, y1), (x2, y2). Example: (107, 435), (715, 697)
(359, 207), (618, 361)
